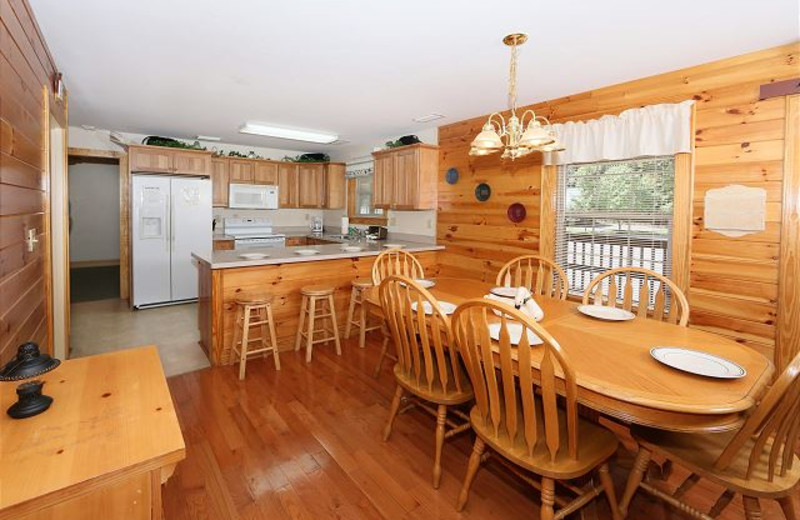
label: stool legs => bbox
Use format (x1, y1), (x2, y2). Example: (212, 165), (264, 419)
(266, 304), (280, 370)
(305, 296), (317, 362)
(239, 306), (251, 380)
(345, 287), (358, 339)
(328, 294), (342, 356)
(295, 295), (307, 351)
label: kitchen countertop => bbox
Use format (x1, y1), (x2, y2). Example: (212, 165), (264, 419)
(195, 233), (442, 269)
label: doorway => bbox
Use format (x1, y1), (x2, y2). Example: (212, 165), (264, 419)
(67, 155), (122, 302)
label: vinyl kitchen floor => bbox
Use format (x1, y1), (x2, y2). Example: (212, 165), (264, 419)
(70, 299), (210, 377)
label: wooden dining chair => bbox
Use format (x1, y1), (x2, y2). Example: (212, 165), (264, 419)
(379, 275), (474, 489)
(619, 351), (800, 520)
(496, 255), (569, 300)
(582, 267), (689, 326)
(451, 299), (622, 520)
(371, 249), (426, 377)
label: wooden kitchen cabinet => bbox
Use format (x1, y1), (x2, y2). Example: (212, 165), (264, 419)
(129, 145), (212, 176)
(253, 161), (278, 185)
(129, 145), (176, 173)
(371, 143), (438, 210)
(211, 158), (229, 207)
(229, 160), (254, 183)
(298, 163), (326, 208)
(278, 163), (299, 207)
(173, 151), (211, 175)
(213, 238), (235, 251)
(325, 163), (346, 209)
(285, 236), (308, 247)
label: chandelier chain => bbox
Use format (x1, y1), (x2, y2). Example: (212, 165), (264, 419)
(508, 41), (518, 112)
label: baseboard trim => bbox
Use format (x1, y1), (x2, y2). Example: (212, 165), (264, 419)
(71, 259), (120, 269)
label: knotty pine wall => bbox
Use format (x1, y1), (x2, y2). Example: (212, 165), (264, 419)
(0, 0), (66, 363)
(437, 43), (799, 365)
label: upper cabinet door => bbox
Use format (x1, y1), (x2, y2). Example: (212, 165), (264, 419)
(229, 160), (254, 183)
(253, 161), (279, 185)
(278, 163), (299, 208)
(393, 147), (419, 209)
(298, 163), (325, 208)
(325, 163), (346, 209)
(372, 154), (394, 208)
(173, 151), (211, 175)
(211, 158), (229, 207)
(129, 146), (173, 173)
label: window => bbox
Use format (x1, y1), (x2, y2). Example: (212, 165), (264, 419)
(347, 166), (385, 224)
(554, 156), (675, 302)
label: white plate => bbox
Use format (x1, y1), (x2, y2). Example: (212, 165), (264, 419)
(650, 347), (746, 379)
(488, 323), (543, 346)
(382, 243), (404, 249)
(490, 286), (519, 298)
(294, 249), (320, 256)
(341, 246), (362, 252)
(577, 304), (635, 321)
(415, 279), (436, 289)
(410, 300), (456, 315)
(239, 253), (269, 260)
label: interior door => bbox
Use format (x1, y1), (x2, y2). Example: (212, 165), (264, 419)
(131, 176), (171, 307)
(170, 177), (211, 301)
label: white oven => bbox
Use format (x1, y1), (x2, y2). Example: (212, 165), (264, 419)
(228, 183), (279, 209)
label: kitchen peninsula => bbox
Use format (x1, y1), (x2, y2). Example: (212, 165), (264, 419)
(194, 235), (442, 365)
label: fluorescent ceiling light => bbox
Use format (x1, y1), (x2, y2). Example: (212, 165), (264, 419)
(413, 113), (444, 123)
(196, 135), (221, 142)
(239, 122), (338, 144)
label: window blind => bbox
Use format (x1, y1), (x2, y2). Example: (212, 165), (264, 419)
(554, 157), (675, 306)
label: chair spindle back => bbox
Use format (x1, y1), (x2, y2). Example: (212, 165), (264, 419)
(715, 352), (800, 482)
(452, 299), (579, 462)
(372, 249), (425, 286)
(582, 267), (689, 326)
(496, 255), (568, 300)
(378, 275), (463, 395)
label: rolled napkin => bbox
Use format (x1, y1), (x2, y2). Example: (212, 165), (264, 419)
(514, 287), (544, 322)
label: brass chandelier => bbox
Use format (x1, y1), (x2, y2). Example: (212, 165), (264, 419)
(470, 33), (564, 160)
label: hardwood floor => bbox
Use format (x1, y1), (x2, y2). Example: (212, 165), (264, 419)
(163, 334), (796, 520)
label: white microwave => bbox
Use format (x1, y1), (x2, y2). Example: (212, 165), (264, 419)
(228, 184), (279, 209)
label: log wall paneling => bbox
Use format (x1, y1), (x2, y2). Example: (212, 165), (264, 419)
(437, 42), (800, 361)
(0, 0), (65, 364)
(777, 94), (800, 372)
(198, 252), (440, 366)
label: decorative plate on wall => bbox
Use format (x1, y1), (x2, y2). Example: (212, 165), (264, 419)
(445, 167), (459, 185)
(475, 183), (491, 202)
(507, 203), (526, 223)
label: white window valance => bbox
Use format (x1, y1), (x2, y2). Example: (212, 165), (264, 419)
(545, 100), (694, 166)
(345, 159), (373, 179)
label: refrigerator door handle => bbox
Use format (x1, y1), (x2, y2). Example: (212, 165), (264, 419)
(170, 191), (176, 252)
(165, 190), (172, 253)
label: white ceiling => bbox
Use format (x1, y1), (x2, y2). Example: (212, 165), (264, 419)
(30, 0), (799, 152)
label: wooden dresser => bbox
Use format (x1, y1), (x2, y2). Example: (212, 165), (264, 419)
(0, 346), (185, 520)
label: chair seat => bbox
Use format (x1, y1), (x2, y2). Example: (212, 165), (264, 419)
(631, 425), (800, 498)
(352, 278), (373, 290)
(393, 359), (474, 406)
(471, 403), (618, 480)
(235, 292), (272, 305)
(301, 285), (335, 297)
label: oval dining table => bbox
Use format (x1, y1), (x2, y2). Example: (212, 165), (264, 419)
(364, 277), (774, 433)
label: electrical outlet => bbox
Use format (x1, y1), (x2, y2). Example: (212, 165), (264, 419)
(426, 219), (432, 229)
(389, 217), (396, 226)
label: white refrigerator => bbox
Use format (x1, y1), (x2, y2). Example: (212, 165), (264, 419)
(131, 175), (211, 308)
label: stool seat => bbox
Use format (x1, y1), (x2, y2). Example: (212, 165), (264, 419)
(351, 278), (373, 290)
(235, 292), (273, 305)
(301, 285), (335, 297)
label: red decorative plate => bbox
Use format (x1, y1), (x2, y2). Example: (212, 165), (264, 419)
(507, 202), (526, 223)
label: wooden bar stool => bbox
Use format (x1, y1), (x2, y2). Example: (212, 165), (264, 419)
(231, 293), (280, 380)
(295, 285), (342, 362)
(344, 278), (381, 349)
